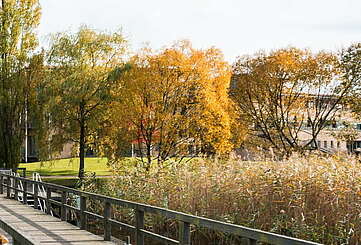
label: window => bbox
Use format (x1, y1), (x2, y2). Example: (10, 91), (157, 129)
(337, 141), (340, 148)
(317, 140), (321, 147)
(330, 141), (334, 148)
(324, 141), (327, 148)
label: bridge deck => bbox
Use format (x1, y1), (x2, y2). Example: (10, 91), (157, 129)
(0, 194), (114, 245)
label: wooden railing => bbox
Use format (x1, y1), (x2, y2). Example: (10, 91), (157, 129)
(0, 173), (322, 245)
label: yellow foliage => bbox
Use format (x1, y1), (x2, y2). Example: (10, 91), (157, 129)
(231, 48), (342, 155)
(108, 40), (241, 165)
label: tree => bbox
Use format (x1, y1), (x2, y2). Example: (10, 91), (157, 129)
(0, 0), (41, 169)
(108, 41), (237, 169)
(46, 26), (127, 178)
(231, 48), (350, 156)
(341, 43), (361, 118)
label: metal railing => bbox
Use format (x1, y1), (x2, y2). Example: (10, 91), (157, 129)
(0, 173), (322, 245)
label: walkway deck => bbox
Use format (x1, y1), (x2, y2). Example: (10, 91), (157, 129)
(0, 194), (114, 245)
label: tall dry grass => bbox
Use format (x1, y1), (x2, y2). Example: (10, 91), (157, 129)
(84, 154), (361, 244)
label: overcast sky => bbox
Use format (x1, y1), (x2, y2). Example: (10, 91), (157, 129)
(38, 0), (361, 62)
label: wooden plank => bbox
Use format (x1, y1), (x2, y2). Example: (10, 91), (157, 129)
(179, 221), (191, 245)
(0, 194), (114, 244)
(135, 209), (145, 245)
(80, 195), (87, 230)
(103, 201), (112, 241)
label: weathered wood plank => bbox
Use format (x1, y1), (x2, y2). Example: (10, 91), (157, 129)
(0, 194), (114, 244)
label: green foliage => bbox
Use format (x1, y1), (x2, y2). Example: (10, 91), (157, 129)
(0, 0), (42, 169)
(45, 26), (127, 177)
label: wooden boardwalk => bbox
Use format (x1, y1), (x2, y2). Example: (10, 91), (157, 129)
(0, 194), (114, 245)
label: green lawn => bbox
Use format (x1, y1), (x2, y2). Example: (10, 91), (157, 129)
(19, 157), (111, 177)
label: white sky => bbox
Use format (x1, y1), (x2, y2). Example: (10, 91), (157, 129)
(38, 0), (361, 62)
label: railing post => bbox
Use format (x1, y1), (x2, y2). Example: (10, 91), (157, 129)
(80, 195), (87, 230)
(249, 238), (257, 245)
(0, 175), (3, 194)
(241, 237), (257, 245)
(23, 180), (28, 204)
(61, 190), (67, 221)
(6, 176), (10, 198)
(103, 200), (112, 241)
(135, 209), (144, 245)
(34, 182), (39, 210)
(46, 186), (51, 214)
(14, 177), (18, 200)
(179, 221), (191, 245)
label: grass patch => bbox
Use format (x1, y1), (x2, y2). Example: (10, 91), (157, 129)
(43, 177), (79, 187)
(19, 157), (188, 177)
(43, 177), (110, 188)
(19, 157), (110, 177)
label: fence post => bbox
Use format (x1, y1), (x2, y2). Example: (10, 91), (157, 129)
(23, 181), (28, 204)
(34, 182), (39, 210)
(179, 221), (191, 245)
(46, 186), (51, 215)
(241, 238), (257, 245)
(249, 238), (257, 245)
(61, 191), (67, 221)
(0, 175), (3, 194)
(6, 176), (10, 198)
(14, 177), (18, 200)
(103, 201), (112, 241)
(80, 195), (87, 230)
(135, 209), (144, 245)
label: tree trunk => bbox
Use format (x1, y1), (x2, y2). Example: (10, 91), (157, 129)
(146, 142), (151, 171)
(78, 101), (86, 179)
(79, 119), (85, 179)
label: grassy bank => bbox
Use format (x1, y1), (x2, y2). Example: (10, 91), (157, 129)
(19, 157), (110, 176)
(42, 177), (79, 187)
(83, 154), (361, 244)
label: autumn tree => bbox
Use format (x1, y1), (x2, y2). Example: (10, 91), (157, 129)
(108, 41), (237, 168)
(0, 0), (42, 169)
(46, 26), (127, 178)
(341, 43), (361, 118)
(231, 48), (350, 155)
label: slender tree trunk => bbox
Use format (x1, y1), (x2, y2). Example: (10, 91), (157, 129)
(146, 142), (151, 171)
(79, 119), (85, 179)
(78, 101), (86, 179)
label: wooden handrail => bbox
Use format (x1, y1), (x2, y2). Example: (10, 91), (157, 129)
(0, 173), (323, 245)
(0, 218), (37, 245)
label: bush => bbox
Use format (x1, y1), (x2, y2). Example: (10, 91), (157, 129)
(83, 154), (361, 244)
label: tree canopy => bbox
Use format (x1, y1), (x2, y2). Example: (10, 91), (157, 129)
(0, 0), (42, 169)
(231, 48), (350, 155)
(106, 41), (237, 168)
(45, 26), (127, 177)
(2, 1), (361, 169)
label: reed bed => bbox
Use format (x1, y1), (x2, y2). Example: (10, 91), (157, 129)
(84, 154), (361, 244)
